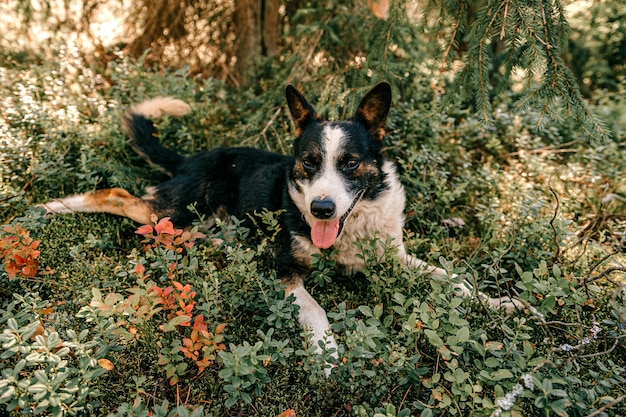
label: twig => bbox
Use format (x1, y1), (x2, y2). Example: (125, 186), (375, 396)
(440, 1), (465, 68)
(398, 384), (412, 411)
(582, 251), (620, 300)
(548, 168), (562, 262)
(541, 320), (582, 327)
(241, 107), (282, 149)
(500, 0), (510, 40)
(578, 335), (626, 359)
(259, 107), (282, 151)
(585, 393), (626, 417)
(585, 266), (626, 285)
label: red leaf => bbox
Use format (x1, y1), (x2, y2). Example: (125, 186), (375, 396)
(21, 260), (38, 278)
(215, 323), (227, 334)
(4, 261), (20, 280)
(135, 264), (146, 277)
(135, 225), (153, 236)
(154, 217), (176, 235)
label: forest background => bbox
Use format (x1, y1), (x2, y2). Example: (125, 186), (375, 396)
(0, 0), (625, 416)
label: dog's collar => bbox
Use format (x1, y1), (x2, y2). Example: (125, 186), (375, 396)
(336, 189), (366, 239)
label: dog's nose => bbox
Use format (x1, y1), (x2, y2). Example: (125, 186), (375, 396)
(311, 198), (336, 219)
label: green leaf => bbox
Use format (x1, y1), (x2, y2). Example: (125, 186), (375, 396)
(359, 305), (373, 317)
(456, 326), (470, 343)
(490, 369), (514, 381)
(424, 330), (444, 348)
(484, 357), (501, 368)
(373, 303), (383, 319)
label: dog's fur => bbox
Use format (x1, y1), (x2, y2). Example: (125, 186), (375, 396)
(43, 83), (522, 371)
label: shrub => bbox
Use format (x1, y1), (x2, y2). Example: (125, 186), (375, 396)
(0, 11), (625, 415)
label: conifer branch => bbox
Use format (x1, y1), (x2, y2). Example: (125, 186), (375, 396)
(425, 0), (610, 141)
(440, 1), (466, 67)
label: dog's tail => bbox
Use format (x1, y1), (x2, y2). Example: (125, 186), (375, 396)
(122, 97), (192, 176)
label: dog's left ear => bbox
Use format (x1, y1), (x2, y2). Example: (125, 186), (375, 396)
(355, 82), (392, 141)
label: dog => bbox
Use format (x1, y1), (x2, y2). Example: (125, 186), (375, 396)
(42, 83), (522, 372)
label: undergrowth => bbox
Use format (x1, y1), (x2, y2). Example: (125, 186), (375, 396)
(1, 9), (625, 417)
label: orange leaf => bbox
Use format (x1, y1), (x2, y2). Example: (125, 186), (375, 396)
(4, 261), (20, 280)
(21, 260), (38, 278)
(42, 266), (56, 275)
(155, 217), (176, 235)
(277, 409), (296, 417)
(135, 225), (153, 236)
(39, 306), (54, 316)
(432, 387), (443, 401)
(193, 315), (208, 332)
(98, 358), (114, 371)
(135, 264), (146, 276)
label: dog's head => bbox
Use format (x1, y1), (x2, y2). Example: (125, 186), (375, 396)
(285, 82), (392, 249)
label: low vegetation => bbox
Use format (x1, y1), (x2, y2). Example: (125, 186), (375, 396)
(1, 1), (625, 416)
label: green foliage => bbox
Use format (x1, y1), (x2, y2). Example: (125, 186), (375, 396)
(421, 0), (610, 140)
(0, 293), (113, 416)
(568, 0), (626, 94)
(1, 1), (625, 415)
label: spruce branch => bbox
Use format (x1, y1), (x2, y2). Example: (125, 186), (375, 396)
(424, 0), (610, 142)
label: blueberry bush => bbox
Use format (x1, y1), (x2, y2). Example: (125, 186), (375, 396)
(1, 1), (625, 416)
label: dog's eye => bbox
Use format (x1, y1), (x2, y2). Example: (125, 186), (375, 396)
(344, 158), (360, 170)
(301, 159), (315, 171)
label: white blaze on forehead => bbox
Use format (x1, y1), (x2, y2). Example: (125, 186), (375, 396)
(307, 125), (352, 214)
(321, 124), (346, 167)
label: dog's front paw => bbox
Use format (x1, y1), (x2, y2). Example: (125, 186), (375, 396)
(483, 295), (525, 314)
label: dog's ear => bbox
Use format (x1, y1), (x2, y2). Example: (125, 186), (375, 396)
(355, 82), (392, 141)
(286, 85), (320, 136)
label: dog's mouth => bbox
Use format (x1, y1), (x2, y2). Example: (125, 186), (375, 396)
(310, 190), (365, 249)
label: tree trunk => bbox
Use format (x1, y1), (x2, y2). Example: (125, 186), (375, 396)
(233, 0), (280, 85)
(263, 0), (280, 56)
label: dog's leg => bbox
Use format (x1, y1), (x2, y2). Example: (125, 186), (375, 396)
(41, 188), (154, 225)
(282, 278), (338, 376)
(403, 254), (524, 314)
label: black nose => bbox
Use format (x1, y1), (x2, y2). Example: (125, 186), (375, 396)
(310, 198), (336, 219)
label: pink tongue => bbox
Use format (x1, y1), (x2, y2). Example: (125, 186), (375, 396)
(311, 219), (340, 249)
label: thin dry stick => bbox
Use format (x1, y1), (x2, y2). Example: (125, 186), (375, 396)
(585, 393), (626, 417)
(585, 266), (626, 285)
(578, 336), (625, 359)
(547, 168), (562, 262)
(260, 107), (282, 151)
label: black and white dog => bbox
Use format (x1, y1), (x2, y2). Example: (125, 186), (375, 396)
(43, 83), (522, 369)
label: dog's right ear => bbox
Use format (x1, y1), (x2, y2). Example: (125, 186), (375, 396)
(286, 85), (320, 136)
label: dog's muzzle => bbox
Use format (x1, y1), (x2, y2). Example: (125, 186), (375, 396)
(309, 191), (364, 249)
(311, 198), (336, 219)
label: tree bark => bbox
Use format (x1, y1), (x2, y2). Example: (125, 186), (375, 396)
(263, 0), (280, 56)
(233, 0), (280, 85)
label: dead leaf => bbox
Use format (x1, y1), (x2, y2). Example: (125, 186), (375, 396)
(98, 358), (114, 371)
